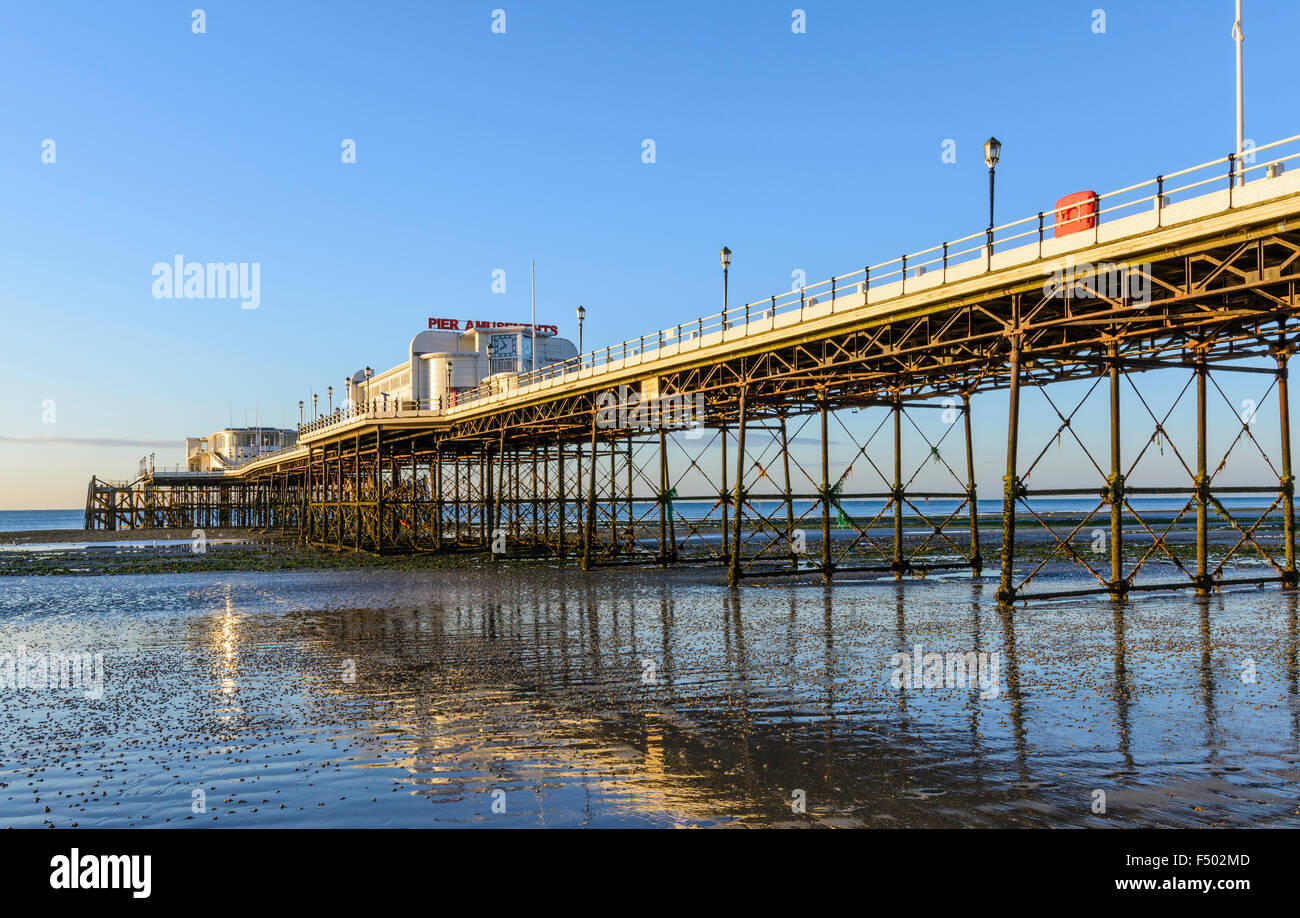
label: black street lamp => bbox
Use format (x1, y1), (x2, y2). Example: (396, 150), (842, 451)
(720, 246), (731, 323)
(327, 385), (333, 414)
(298, 400), (304, 426)
(984, 137), (1001, 257)
(312, 393), (318, 420)
(576, 304), (586, 355)
(363, 366), (373, 408)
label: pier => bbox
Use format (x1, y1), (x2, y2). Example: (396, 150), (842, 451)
(88, 136), (1300, 604)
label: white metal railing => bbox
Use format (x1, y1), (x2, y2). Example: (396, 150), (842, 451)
(444, 134), (1300, 413)
(289, 134), (1300, 431)
(297, 397), (449, 438)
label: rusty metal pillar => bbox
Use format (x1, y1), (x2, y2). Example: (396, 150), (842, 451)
(1108, 342), (1127, 600)
(434, 442), (444, 552)
(963, 392), (982, 574)
(819, 397), (833, 583)
(892, 394), (905, 580)
(626, 435), (635, 551)
(482, 444), (492, 551)
(780, 414), (796, 570)
(658, 428), (668, 565)
(1195, 357), (1209, 594)
(728, 385), (748, 587)
(582, 413), (598, 571)
(374, 428), (383, 553)
(609, 432), (618, 552)
(542, 443), (551, 549)
(556, 438), (566, 562)
(997, 340), (1022, 605)
(494, 426), (507, 554)
(720, 423), (730, 556)
(1278, 345), (1297, 588)
(531, 446), (539, 549)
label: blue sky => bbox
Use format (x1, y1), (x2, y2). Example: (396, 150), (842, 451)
(1, 0), (1296, 509)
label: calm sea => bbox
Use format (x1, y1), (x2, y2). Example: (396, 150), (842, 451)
(0, 510), (84, 533)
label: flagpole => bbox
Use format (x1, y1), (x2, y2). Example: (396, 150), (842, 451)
(530, 260), (537, 373)
(1234, 0), (1244, 186)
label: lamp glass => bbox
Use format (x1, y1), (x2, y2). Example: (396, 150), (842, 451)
(983, 137), (1001, 167)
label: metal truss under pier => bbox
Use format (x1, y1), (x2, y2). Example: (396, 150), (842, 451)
(86, 144), (1300, 604)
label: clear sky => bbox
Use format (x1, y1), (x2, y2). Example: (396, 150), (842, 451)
(1, 0), (1296, 509)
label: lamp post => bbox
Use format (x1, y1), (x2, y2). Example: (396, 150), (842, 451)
(984, 137), (1001, 258)
(364, 366), (373, 409)
(446, 360), (453, 411)
(344, 377), (352, 412)
(327, 385), (333, 414)
(298, 400), (304, 426)
(720, 246), (731, 324)
(576, 304), (586, 355)
(312, 393), (318, 420)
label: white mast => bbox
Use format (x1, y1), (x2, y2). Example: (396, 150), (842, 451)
(1234, 0), (1244, 185)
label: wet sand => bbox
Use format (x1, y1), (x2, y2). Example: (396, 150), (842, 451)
(1, 562), (1298, 828)
(0, 528), (280, 546)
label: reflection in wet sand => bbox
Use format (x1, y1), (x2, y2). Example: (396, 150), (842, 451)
(0, 567), (1297, 827)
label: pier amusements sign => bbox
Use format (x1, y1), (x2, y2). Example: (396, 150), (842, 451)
(428, 317), (559, 335)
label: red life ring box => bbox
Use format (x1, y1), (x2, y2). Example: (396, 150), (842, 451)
(1054, 190), (1098, 237)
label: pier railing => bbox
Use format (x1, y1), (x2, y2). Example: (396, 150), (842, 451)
(291, 133), (1300, 437)
(445, 134), (1300, 409)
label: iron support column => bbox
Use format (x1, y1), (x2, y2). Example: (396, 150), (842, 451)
(963, 392), (982, 574)
(892, 394), (905, 580)
(1195, 358), (1209, 593)
(780, 415), (796, 570)
(729, 385), (748, 587)
(582, 414), (598, 571)
(820, 398), (833, 583)
(1108, 343), (1126, 600)
(1279, 348), (1297, 587)
(997, 341), (1022, 605)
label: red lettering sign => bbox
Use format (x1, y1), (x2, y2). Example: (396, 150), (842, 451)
(428, 318), (558, 336)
